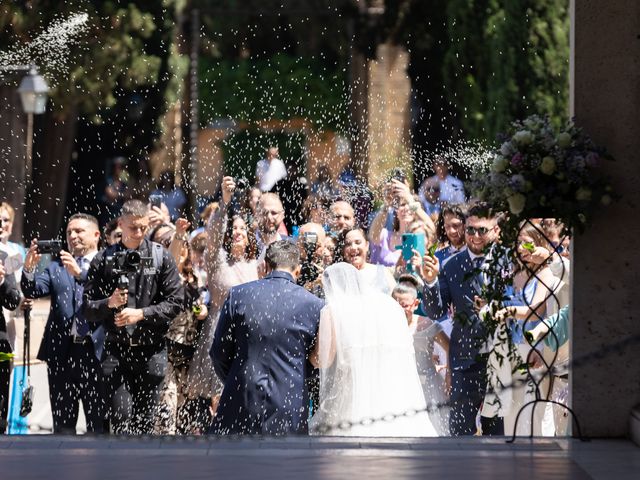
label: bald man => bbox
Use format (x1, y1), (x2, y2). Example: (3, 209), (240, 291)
(329, 200), (355, 234)
(256, 193), (288, 254)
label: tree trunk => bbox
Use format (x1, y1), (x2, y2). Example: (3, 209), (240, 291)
(25, 106), (78, 240)
(0, 84), (28, 243)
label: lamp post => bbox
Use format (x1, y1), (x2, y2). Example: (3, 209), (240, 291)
(0, 64), (49, 242)
(16, 65), (49, 187)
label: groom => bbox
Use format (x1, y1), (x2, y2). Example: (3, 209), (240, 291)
(209, 240), (324, 435)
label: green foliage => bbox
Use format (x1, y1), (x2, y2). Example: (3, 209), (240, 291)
(0, 1), (187, 118)
(443, 0), (570, 143)
(199, 53), (348, 132)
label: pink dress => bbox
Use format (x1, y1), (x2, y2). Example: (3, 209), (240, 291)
(185, 202), (259, 399)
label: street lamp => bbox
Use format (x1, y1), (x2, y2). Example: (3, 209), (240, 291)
(17, 65), (49, 114)
(1, 65), (50, 186)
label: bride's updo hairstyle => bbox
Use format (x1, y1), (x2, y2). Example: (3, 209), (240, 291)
(335, 227), (369, 264)
(322, 262), (364, 299)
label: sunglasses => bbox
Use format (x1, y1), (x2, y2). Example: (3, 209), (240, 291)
(465, 226), (491, 236)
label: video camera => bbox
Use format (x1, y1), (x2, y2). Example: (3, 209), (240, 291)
(36, 239), (64, 256)
(106, 249), (154, 292)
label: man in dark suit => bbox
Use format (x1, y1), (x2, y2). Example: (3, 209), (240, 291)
(210, 240), (324, 435)
(420, 203), (504, 436)
(21, 213), (105, 434)
(84, 200), (183, 434)
(0, 250), (21, 434)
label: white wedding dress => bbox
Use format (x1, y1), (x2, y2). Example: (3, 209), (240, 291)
(309, 263), (437, 437)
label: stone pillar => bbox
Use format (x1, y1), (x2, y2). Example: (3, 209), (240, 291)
(571, 0), (640, 437)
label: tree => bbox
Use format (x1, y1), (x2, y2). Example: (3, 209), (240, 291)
(0, 1), (187, 238)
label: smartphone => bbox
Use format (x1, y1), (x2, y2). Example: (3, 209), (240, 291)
(149, 194), (162, 209)
(399, 232), (426, 262)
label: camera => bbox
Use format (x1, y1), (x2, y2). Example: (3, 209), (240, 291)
(149, 194), (163, 209)
(233, 177), (249, 190)
(302, 231), (318, 259)
(106, 249), (153, 276)
(37, 239), (64, 255)
(390, 167), (407, 183)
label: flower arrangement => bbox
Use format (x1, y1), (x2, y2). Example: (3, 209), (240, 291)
(471, 115), (614, 233)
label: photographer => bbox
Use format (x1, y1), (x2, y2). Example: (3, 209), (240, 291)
(83, 200), (183, 434)
(296, 223), (326, 298)
(21, 213), (104, 434)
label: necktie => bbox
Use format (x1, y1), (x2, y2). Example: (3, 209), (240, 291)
(471, 256), (486, 295)
(75, 257), (90, 337)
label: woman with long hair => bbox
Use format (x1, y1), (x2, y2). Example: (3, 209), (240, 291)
(186, 177), (260, 416)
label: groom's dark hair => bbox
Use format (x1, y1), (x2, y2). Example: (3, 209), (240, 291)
(265, 240), (300, 271)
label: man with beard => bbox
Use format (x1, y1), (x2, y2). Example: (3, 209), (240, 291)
(255, 193), (289, 256)
(22, 214), (105, 433)
(419, 203), (503, 436)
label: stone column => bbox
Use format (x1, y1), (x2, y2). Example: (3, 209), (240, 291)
(571, 0), (640, 437)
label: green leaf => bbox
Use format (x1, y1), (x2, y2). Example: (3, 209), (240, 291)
(0, 352), (15, 362)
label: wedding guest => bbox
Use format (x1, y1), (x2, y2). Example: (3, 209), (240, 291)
(419, 202), (503, 436)
(255, 146), (287, 193)
(149, 170), (187, 222)
(423, 156), (466, 206)
(489, 221), (559, 436)
(328, 200), (355, 235)
(255, 193), (288, 254)
(154, 232), (209, 434)
(0, 251), (21, 434)
(104, 218), (122, 246)
(392, 276), (450, 435)
(337, 227), (395, 294)
(418, 177), (441, 220)
(434, 204), (467, 265)
(186, 177), (260, 415)
(369, 179), (435, 267)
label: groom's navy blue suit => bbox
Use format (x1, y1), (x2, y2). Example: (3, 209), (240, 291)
(210, 270), (324, 435)
(422, 249), (503, 436)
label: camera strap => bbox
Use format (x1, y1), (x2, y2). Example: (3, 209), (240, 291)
(22, 306), (31, 384)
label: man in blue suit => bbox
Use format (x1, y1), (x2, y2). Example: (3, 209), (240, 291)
(210, 240), (324, 435)
(21, 213), (105, 434)
(420, 203), (504, 436)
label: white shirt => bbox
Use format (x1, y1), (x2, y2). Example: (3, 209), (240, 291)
(256, 157), (287, 192)
(433, 174), (466, 205)
(70, 251), (98, 337)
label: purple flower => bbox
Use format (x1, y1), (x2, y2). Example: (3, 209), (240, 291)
(511, 153), (524, 168)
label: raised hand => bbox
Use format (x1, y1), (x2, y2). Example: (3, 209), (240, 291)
(221, 176), (236, 205)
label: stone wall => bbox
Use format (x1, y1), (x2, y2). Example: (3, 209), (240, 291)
(571, 0), (640, 437)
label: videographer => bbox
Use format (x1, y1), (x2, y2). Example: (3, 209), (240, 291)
(21, 213), (104, 434)
(83, 200), (183, 434)
(296, 223), (326, 298)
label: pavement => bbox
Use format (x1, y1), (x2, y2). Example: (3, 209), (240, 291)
(0, 435), (638, 480)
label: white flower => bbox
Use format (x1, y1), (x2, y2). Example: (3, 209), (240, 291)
(539, 156), (556, 175)
(492, 156), (509, 173)
(557, 132), (572, 148)
(513, 130), (534, 146)
(500, 141), (514, 156)
(507, 193), (526, 215)
(575, 187), (592, 202)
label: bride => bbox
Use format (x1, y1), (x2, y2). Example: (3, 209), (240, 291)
(309, 262), (437, 437)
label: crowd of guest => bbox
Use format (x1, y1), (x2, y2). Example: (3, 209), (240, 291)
(0, 147), (571, 437)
